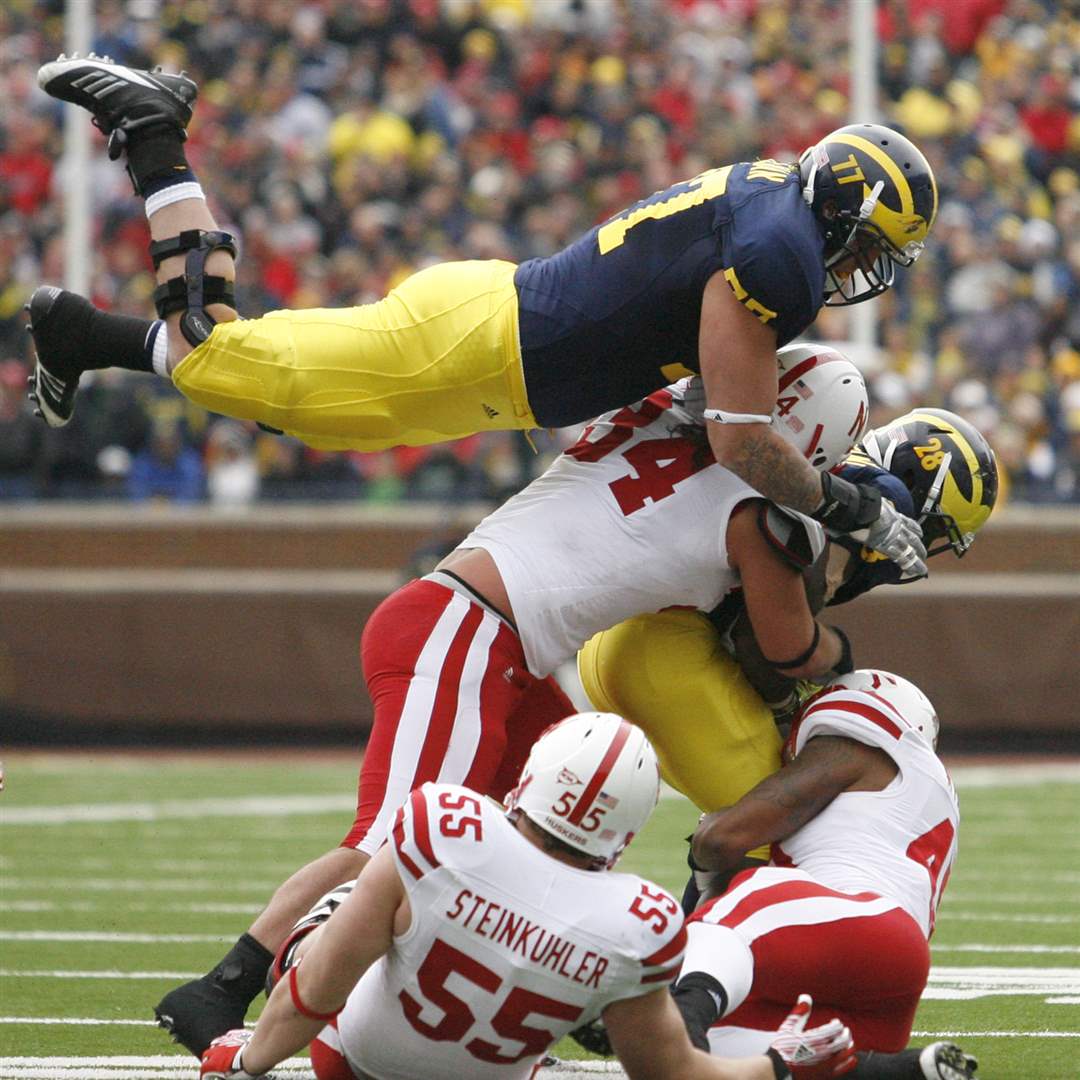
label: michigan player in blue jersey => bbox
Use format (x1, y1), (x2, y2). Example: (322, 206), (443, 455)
(28, 54), (933, 573)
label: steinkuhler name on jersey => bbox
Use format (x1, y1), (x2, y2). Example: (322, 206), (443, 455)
(446, 887), (609, 989)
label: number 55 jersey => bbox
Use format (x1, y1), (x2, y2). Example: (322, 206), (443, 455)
(334, 783), (685, 1080)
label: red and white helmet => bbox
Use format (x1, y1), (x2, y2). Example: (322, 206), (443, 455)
(774, 343), (869, 470)
(820, 669), (940, 749)
(505, 712), (660, 869)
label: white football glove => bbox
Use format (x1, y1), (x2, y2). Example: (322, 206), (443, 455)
(851, 498), (927, 578)
(200, 1029), (263, 1079)
(768, 994), (856, 1079)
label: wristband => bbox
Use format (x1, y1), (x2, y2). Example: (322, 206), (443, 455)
(767, 1047), (792, 1080)
(703, 408), (774, 425)
(831, 626), (854, 675)
(288, 964), (341, 1022)
(812, 471), (881, 532)
(767, 622), (821, 671)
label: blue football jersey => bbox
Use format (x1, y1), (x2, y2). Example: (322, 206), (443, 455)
(515, 160), (826, 426)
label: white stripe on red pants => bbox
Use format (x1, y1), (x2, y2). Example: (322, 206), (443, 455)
(342, 578), (574, 854)
(687, 867), (930, 1053)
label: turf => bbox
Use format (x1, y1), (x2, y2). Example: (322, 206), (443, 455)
(1, 753), (1077, 1078)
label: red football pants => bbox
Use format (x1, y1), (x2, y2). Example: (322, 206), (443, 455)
(311, 1020), (360, 1080)
(341, 578), (575, 854)
(689, 867), (930, 1052)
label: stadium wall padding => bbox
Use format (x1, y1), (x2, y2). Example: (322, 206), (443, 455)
(1, 505), (1077, 737)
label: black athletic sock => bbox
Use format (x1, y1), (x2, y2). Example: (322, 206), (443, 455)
(670, 972), (728, 1052)
(36, 291), (157, 376)
(123, 127), (191, 195)
(205, 933), (275, 1007)
(849, 1048), (923, 1079)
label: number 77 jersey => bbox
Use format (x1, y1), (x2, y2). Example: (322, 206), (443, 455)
(335, 782), (686, 1080)
(463, 380), (785, 678)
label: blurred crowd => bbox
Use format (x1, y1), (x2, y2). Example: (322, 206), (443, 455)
(2, 0), (1078, 505)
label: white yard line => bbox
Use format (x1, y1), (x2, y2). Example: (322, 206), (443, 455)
(932, 944), (1080, 954)
(2, 795), (355, 826)
(0, 971), (202, 980)
(0, 932), (229, 944)
(939, 912), (1080, 924)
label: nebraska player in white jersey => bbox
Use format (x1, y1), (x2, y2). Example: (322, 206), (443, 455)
(159, 345), (869, 1056)
(669, 671), (975, 1080)
(201, 715), (856, 1080)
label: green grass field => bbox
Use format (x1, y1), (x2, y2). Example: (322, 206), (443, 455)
(1, 753), (1077, 1079)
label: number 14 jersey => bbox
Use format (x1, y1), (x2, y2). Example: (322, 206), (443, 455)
(336, 783), (685, 1080)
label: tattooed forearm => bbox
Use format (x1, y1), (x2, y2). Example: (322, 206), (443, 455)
(709, 424), (823, 513)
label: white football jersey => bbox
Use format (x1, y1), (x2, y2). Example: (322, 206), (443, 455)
(464, 381), (805, 676)
(336, 783), (686, 1080)
(776, 685), (960, 937)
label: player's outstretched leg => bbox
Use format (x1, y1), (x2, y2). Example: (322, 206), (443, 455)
(31, 53), (237, 428)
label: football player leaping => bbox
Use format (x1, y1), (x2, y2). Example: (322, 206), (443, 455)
(200, 714), (858, 1080)
(668, 671), (978, 1080)
(157, 348), (869, 1055)
(31, 53), (928, 574)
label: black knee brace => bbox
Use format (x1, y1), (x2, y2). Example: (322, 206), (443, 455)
(151, 229), (238, 347)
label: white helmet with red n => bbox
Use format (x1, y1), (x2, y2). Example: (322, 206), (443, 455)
(816, 668), (940, 749)
(774, 343), (869, 471)
(505, 712), (660, 869)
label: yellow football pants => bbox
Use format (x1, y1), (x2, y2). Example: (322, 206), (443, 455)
(578, 609), (781, 859)
(171, 260), (538, 451)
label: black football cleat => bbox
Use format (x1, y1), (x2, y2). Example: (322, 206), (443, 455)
(37, 52), (197, 158)
(919, 1041), (979, 1080)
(154, 977), (247, 1058)
(25, 286), (89, 428)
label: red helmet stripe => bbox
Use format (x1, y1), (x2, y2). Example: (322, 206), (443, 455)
(777, 354), (822, 392)
(802, 422), (824, 461)
(567, 719), (633, 826)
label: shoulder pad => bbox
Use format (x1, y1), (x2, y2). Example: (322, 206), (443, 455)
(390, 783), (447, 883)
(757, 503), (827, 570)
(793, 689), (907, 760)
(626, 879), (687, 986)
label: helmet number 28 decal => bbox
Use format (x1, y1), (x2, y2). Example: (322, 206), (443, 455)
(914, 437), (946, 471)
